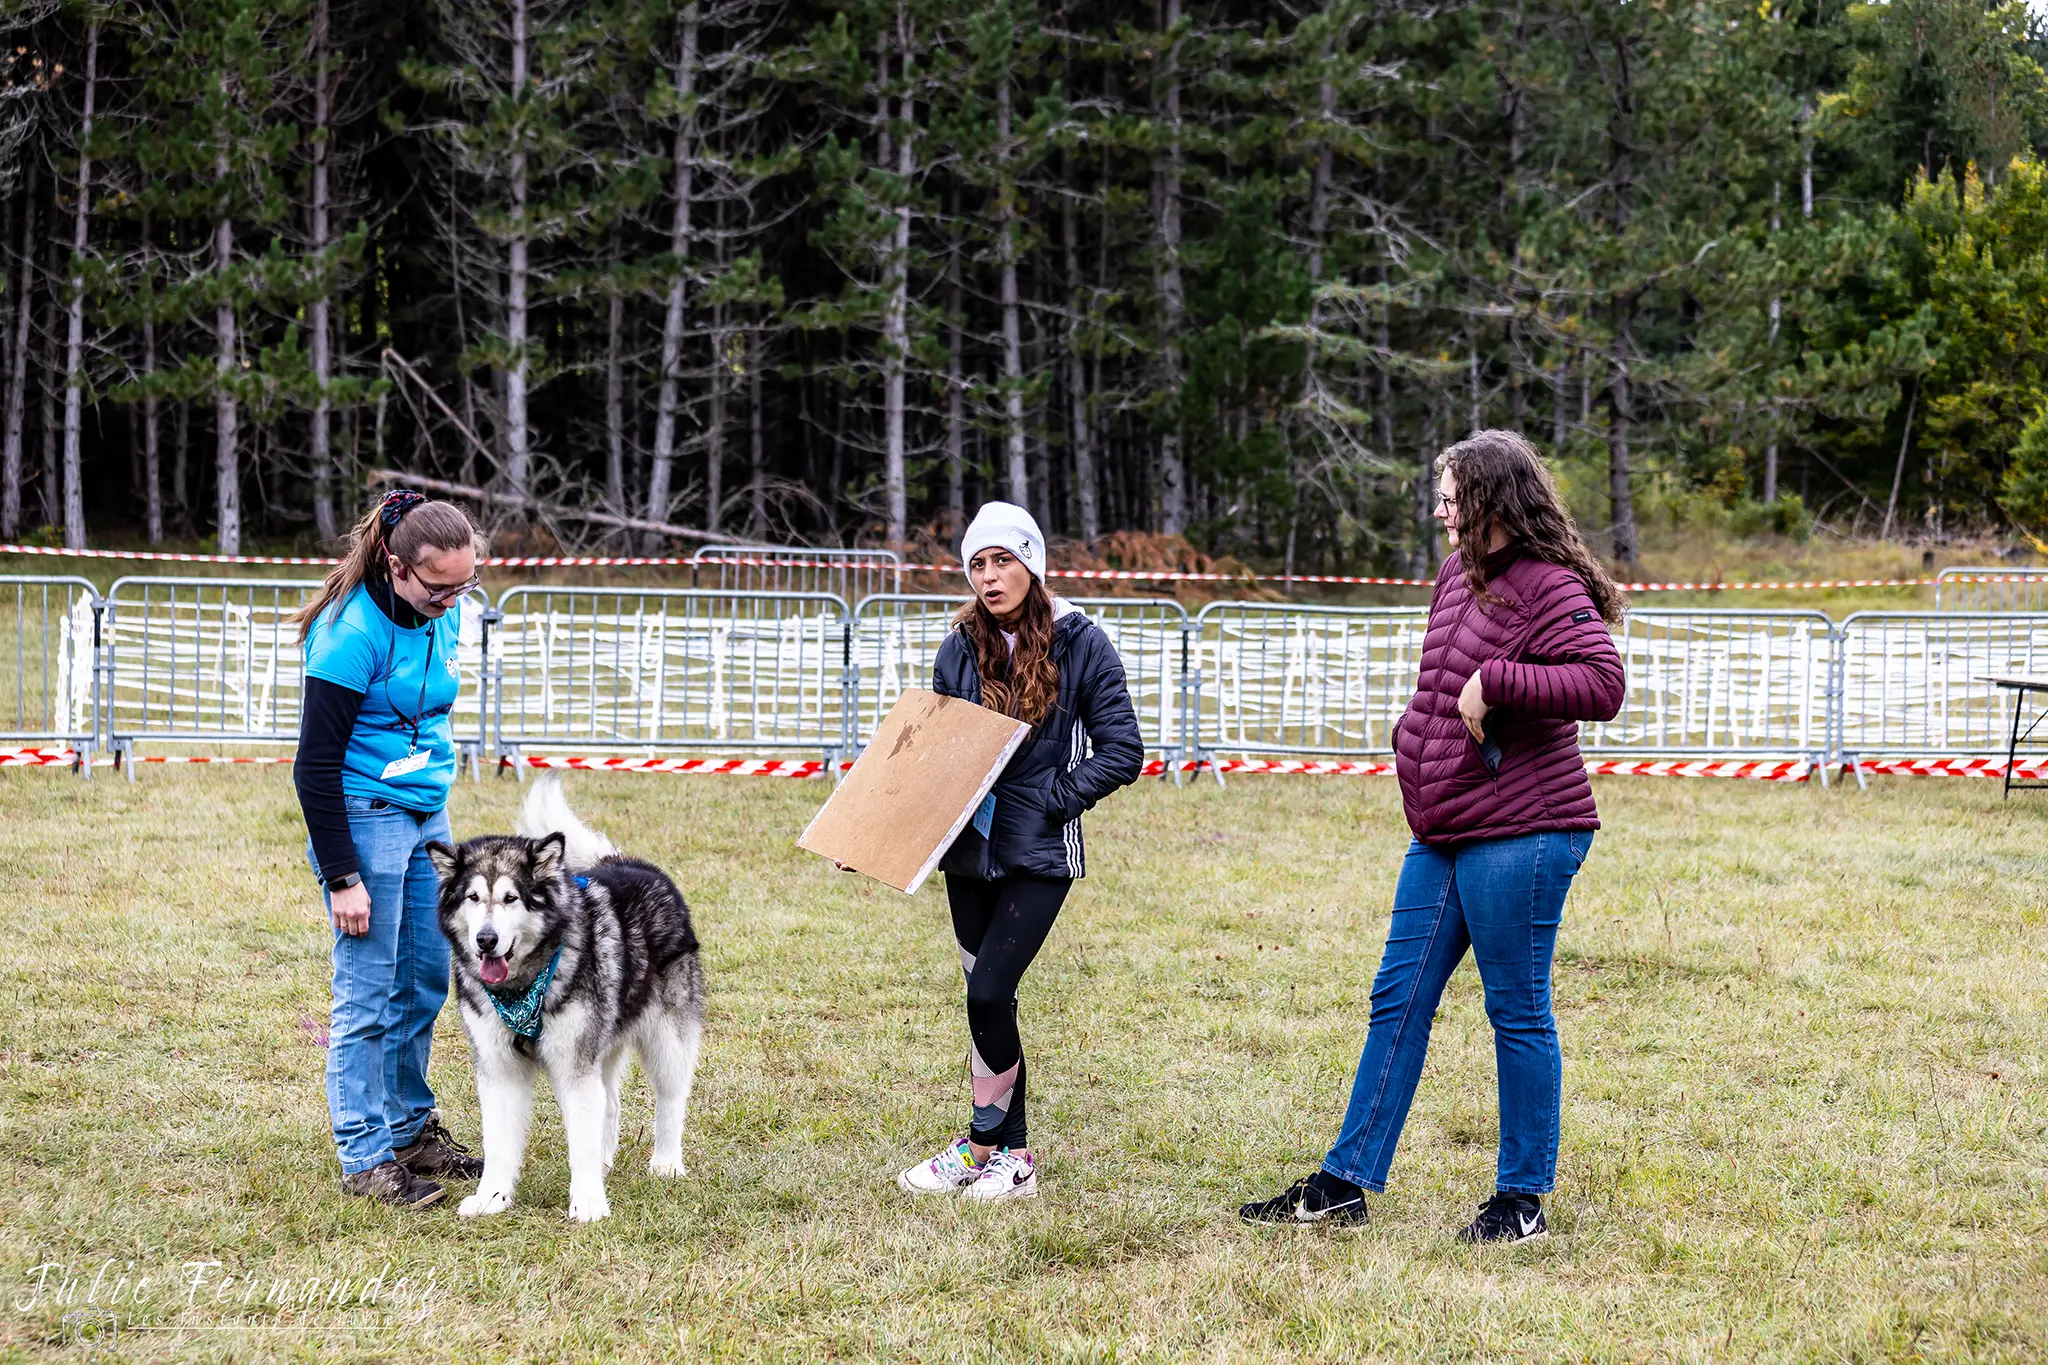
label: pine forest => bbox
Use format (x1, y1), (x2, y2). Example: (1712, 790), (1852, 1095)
(2, 0), (2047, 571)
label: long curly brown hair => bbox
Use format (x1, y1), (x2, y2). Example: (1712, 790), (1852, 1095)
(952, 578), (1059, 726)
(1438, 429), (1626, 624)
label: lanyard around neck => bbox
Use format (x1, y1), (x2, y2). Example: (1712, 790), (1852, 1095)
(386, 616), (436, 755)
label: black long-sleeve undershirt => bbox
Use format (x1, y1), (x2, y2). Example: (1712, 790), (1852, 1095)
(295, 574), (427, 883)
(297, 678), (367, 881)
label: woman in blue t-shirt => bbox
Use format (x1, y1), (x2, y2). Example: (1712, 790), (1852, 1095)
(290, 490), (483, 1210)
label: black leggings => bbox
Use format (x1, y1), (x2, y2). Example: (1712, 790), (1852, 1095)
(946, 874), (1072, 1150)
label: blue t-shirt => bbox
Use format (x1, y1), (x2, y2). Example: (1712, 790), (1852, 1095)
(303, 584), (464, 810)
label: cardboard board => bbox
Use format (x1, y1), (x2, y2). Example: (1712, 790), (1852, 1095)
(797, 689), (1030, 894)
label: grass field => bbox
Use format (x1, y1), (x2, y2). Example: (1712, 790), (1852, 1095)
(1, 769), (2044, 1362)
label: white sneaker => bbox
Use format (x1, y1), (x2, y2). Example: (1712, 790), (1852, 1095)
(897, 1139), (985, 1196)
(963, 1148), (1038, 1201)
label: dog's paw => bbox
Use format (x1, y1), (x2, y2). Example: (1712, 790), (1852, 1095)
(459, 1188), (514, 1218)
(648, 1152), (686, 1178)
(567, 1188), (611, 1223)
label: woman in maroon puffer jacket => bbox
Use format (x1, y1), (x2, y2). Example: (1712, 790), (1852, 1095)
(1241, 429), (1627, 1244)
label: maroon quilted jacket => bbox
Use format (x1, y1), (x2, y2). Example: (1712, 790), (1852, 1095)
(1394, 549), (1627, 846)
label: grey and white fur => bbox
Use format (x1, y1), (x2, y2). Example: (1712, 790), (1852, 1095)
(427, 772), (704, 1222)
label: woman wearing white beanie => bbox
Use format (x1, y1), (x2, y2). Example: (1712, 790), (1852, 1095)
(895, 502), (1145, 1201)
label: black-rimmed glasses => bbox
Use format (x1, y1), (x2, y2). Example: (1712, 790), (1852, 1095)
(415, 571), (482, 605)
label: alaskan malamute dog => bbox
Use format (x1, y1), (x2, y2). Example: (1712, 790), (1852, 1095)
(427, 772), (704, 1223)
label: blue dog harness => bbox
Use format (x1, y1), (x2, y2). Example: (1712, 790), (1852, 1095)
(484, 876), (587, 1040)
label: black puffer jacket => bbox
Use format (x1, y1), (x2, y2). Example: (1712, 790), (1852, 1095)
(933, 603), (1146, 880)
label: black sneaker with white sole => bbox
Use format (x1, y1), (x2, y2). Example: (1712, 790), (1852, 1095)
(1238, 1170), (1368, 1227)
(1456, 1192), (1546, 1244)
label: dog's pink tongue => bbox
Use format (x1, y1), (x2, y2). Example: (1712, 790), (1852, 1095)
(479, 955), (509, 986)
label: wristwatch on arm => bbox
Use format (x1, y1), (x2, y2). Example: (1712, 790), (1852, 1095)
(324, 871), (363, 893)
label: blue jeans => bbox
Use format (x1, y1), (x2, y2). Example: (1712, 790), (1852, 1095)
(308, 798), (454, 1176)
(1322, 830), (1591, 1196)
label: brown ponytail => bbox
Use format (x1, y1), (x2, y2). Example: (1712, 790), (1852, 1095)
(292, 494), (483, 642)
(952, 578), (1059, 727)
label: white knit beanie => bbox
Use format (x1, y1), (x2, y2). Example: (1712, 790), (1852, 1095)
(959, 501), (1047, 582)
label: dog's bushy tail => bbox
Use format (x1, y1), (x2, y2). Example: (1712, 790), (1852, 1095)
(516, 771), (618, 871)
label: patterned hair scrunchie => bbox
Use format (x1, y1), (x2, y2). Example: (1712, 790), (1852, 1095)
(379, 489), (426, 530)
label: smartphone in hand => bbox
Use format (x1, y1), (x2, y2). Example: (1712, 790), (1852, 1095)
(1479, 712), (1503, 775)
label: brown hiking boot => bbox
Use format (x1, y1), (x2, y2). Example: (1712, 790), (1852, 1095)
(395, 1117), (485, 1180)
(341, 1159), (445, 1209)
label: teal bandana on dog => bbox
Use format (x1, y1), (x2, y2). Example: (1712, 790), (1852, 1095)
(487, 946), (562, 1040)
(483, 878), (585, 1040)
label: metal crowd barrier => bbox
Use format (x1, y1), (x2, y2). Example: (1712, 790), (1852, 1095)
(1933, 566), (2048, 613)
(13, 578), (2048, 782)
(102, 576), (316, 770)
(0, 575), (101, 771)
(1833, 611), (2048, 763)
(1583, 610), (1834, 763)
(690, 543), (903, 605)
(1193, 603), (1427, 759)
(488, 586), (849, 773)
(100, 577), (490, 778)
(846, 595), (1192, 763)
(1186, 606), (1836, 771)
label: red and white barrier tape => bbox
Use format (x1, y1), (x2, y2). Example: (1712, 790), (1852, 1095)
(0, 543), (349, 567)
(1583, 759), (1812, 781)
(1844, 756), (2048, 779)
(5, 746), (2040, 783)
(0, 746), (82, 767)
(8, 542), (2039, 592)
(139, 754), (294, 764)
(525, 755), (1811, 779)
(509, 754), (831, 777)
(0, 747), (296, 767)
(1149, 758), (1812, 779)
(1140, 757), (1400, 776)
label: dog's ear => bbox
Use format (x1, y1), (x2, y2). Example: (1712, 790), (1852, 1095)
(425, 841), (461, 882)
(528, 831), (567, 880)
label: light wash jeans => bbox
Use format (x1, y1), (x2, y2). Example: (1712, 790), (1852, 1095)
(308, 796), (454, 1175)
(1322, 830), (1591, 1196)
